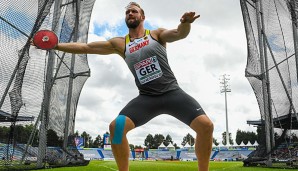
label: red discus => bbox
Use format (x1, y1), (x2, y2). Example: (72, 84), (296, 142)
(33, 30), (58, 50)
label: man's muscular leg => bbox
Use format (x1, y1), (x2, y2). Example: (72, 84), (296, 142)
(190, 115), (213, 171)
(109, 116), (135, 171)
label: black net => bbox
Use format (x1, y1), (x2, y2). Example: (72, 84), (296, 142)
(0, 0), (95, 169)
(240, 0), (298, 168)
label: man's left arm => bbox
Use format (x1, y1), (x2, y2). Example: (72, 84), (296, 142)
(158, 12), (200, 43)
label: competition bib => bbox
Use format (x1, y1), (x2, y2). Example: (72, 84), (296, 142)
(134, 56), (163, 84)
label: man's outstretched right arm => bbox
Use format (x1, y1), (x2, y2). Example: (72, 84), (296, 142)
(54, 37), (123, 56)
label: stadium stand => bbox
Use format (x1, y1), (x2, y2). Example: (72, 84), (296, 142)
(213, 150), (253, 161)
(179, 151), (197, 161)
(71, 147), (254, 162)
(0, 144), (24, 160)
(148, 150), (176, 160)
(78, 149), (103, 160)
(100, 149), (115, 160)
(272, 142), (298, 162)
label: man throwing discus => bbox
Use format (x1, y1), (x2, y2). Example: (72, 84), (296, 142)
(36, 2), (214, 171)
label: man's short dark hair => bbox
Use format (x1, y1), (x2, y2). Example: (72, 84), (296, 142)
(126, 2), (145, 16)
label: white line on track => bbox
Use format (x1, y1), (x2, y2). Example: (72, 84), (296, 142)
(97, 164), (119, 171)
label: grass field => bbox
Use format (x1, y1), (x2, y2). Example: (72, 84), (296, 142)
(17, 160), (295, 171)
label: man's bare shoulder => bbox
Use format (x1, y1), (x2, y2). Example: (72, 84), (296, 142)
(151, 28), (166, 36)
(150, 28), (167, 45)
(109, 36), (125, 42)
(108, 36), (126, 57)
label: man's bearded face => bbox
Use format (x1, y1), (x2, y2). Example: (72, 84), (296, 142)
(125, 6), (143, 29)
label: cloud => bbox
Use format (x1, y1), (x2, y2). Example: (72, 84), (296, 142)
(198, 0), (244, 29)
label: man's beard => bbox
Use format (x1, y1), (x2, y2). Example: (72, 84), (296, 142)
(125, 19), (140, 29)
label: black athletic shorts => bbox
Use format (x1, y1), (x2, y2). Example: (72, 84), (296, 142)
(119, 88), (205, 127)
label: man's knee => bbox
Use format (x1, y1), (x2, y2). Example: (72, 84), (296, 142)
(109, 115), (135, 144)
(109, 115), (126, 144)
(204, 119), (214, 134)
(191, 115), (214, 135)
(109, 120), (116, 137)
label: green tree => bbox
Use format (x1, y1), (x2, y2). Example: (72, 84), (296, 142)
(74, 130), (80, 137)
(247, 131), (257, 144)
(14, 125), (26, 143)
(129, 144), (135, 150)
(81, 131), (92, 148)
(152, 134), (165, 149)
(21, 125), (31, 143)
(144, 134), (154, 149)
(47, 129), (63, 147)
(0, 124), (39, 146)
(182, 133), (195, 146)
(0, 126), (9, 143)
(5, 124), (36, 144)
(236, 129), (258, 145)
(235, 129), (244, 145)
(134, 145), (142, 149)
(173, 143), (180, 149)
(213, 137), (219, 146)
(92, 134), (102, 148)
(222, 131), (234, 145)
(164, 134), (173, 146)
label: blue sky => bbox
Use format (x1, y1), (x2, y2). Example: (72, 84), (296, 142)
(93, 19), (157, 38)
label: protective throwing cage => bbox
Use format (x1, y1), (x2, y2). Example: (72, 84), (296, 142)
(0, 0), (95, 169)
(240, 0), (298, 168)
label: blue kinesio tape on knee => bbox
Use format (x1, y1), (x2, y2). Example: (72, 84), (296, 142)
(112, 115), (126, 144)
